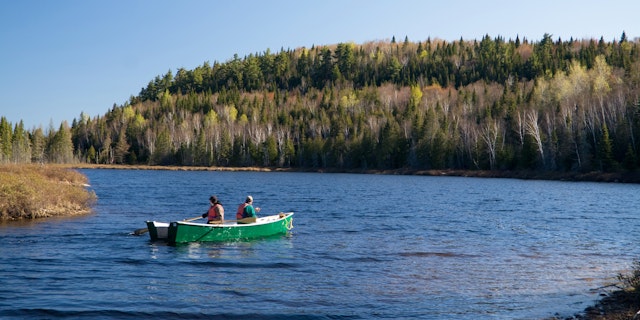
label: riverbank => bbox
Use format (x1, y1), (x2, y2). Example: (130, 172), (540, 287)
(571, 261), (640, 320)
(64, 163), (640, 183)
(580, 287), (640, 319)
(552, 274), (640, 320)
(0, 164), (96, 221)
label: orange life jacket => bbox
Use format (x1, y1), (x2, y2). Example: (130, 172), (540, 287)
(207, 204), (223, 221)
(236, 203), (248, 219)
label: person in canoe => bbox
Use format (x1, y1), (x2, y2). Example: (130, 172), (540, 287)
(202, 195), (224, 224)
(236, 195), (260, 223)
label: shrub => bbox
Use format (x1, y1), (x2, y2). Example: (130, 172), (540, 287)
(0, 164), (96, 220)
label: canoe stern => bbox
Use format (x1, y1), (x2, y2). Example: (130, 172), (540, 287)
(146, 221), (169, 241)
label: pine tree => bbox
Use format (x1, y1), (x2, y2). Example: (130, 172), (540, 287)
(30, 128), (46, 163)
(113, 127), (130, 164)
(12, 121), (31, 163)
(623, 144), (637, 171)
(599, 123), (616, 171)
(0, 117), (13, 162)
(47, 122), (74, 163)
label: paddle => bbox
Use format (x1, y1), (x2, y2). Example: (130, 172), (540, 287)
(132, 215), (203, 236)
(133, 227), (149, 235)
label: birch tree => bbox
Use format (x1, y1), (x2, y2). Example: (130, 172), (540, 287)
(525, 110), (544, 167)
(481, 119), (500, 170)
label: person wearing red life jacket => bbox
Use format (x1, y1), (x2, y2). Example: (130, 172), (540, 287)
(236, 195), (260, 221)
(201, 195), (224, 224)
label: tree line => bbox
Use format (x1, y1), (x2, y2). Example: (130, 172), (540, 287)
(0, 117), (74, 164)
(2, 33), (640, 174)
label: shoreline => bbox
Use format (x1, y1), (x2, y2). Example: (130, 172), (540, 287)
(64, 163), (640, 184)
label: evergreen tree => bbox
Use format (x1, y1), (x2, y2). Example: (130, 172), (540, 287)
(152, 129), (173, 165)
(87, 145), (97, 163)
(623, 143), (637, 170)
(12, 121), (31, 163)
(113, 127), (130, 164)
(0, 117), (13, 162)
(30, 128), (46, 163)
(47, 122), (74, 163)
(599, 123), (616, 171)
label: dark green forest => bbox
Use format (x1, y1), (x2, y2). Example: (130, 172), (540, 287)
(3, 33), (640, 174)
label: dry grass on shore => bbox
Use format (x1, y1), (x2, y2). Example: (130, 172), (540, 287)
(0, 164), (96, 220)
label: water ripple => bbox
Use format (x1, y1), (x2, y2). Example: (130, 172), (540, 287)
(1, 170), (639, 319)
(1, 309), (356, 320)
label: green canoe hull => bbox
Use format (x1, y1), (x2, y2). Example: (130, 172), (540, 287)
(167, 212), (294, 244)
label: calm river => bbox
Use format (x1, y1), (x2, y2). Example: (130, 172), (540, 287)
(1, 169), (639, 319)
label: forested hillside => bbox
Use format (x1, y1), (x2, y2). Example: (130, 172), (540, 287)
(2, 33), (640, 174)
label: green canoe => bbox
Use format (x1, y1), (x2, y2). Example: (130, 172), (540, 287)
(163, 212), (294, 244)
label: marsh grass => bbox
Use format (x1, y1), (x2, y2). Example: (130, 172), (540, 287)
(0, 164), (96, 220)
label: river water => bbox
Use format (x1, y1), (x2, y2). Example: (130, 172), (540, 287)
(1, 169), (639, 319)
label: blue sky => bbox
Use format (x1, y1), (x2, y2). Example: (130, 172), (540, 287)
(1, 0), (638, 129)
